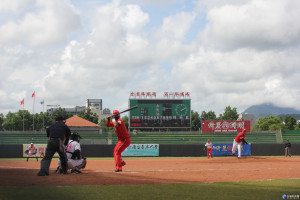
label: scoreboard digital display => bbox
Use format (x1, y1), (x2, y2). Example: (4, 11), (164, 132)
(129, 99), (191, 129)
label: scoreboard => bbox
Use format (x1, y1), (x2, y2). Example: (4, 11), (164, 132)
(129, 99), (191, 129)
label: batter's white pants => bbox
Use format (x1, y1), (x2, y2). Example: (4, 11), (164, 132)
(232, 140), (242, 158)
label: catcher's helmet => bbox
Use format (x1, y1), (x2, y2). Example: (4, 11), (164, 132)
(70, 132), (82, 141)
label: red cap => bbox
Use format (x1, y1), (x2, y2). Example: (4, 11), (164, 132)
(113, 110), (120, 118)
(242, 129), (247, 132)
(113, 110), (119, 115)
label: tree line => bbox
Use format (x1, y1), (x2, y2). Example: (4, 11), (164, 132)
(191, 106), (300, 131)
(0, 106), (299, 131)
(0, 108), (98, 131)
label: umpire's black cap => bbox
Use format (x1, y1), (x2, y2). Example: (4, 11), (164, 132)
(55, 115), (65, 122)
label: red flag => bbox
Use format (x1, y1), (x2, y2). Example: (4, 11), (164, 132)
(20, 99), (24, 105)
(32, 91), (35, 98)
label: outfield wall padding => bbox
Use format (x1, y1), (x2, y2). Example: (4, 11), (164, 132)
(1, 144), (300, 158)
(0, 145), (23, 158)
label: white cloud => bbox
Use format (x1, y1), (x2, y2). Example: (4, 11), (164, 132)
(0, 0), (82, 47)
(0, 0), (300, 117)
(0, 0), (34, 14)
(172, 46), (300, 113)
(157, 12), (196, 40)
(199, 0), (300, 50)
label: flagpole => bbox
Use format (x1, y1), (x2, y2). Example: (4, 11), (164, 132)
(42, 100), (45, 130)
(32, 92), (35, 132)
(23, 101), (24, 132)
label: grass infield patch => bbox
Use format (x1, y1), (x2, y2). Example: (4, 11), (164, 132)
(0, 179), (299, 200)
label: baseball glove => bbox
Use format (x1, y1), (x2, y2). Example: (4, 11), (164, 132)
(242, 139), (248, 145)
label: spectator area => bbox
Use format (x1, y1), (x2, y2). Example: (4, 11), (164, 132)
(0, 131), (283, 145)
(282, 130), (300, 143)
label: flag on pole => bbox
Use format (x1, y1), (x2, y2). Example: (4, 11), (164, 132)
(40, 100), (44, 105)
(20, 99), (24, 105)
(32, 91), (35, 98)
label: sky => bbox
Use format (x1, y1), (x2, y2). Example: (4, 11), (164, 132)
(0, 0), (300, 116)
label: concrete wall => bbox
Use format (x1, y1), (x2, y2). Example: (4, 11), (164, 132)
(1, 144), (299, 158)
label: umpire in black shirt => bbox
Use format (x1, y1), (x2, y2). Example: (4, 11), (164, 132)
(37, 115), (71, 176)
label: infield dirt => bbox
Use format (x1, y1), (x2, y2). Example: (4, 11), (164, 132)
(1, 157), (299, 186)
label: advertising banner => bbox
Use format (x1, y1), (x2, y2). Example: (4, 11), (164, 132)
(23, 144), (59, 158)
(212, 143), (251, 156)
(122, 144), (159, 157)
(202, 120), (251, 133)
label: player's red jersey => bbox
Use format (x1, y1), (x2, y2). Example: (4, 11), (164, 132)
(235, 132), (246, 143)
(106, 119), (130, 140)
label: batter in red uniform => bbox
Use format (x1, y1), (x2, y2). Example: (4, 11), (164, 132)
(232, 129), (248, 159)
(106, 110), (131, 172)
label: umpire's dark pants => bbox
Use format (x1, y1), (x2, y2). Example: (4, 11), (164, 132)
(39, 138), (68, 175)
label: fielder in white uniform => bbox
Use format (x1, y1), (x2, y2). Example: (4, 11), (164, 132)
(57, 132), (86, 174)
(204, 139), (213, 159)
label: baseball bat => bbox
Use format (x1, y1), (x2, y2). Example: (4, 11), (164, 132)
(107, 105), (139, 118)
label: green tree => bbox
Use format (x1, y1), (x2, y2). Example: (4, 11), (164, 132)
(295, 121), (300, 130)
(3, 111), (23, 131)
(19, 110), (33, 131)
(33, 112), (54, 131)
(191, 110), (201, 131)
(122, 115), (128, 129)
(283, 116), (297, 130)
(78, 109), (99, 124)
(218, 106), (239, 120)
(200, 111), (217, 121)
(52, 108), (73, 120)
(252, 116), (282, 131)
(0, 113), (4, 131)
(99, 118), (114, 132)
(2, 110), (34, 131)
(2, 112), (15, 131)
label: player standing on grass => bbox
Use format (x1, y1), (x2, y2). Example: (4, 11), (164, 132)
(106, 110), (131, 172)
(232, 129), (248, 159)
(204, 139), (213, 159)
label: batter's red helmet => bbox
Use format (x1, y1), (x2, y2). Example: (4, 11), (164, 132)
(242, 129), (247, 132)
(113, 110), (120, 118)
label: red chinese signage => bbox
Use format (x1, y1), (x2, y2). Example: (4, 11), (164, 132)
(202, 121), (251, 133)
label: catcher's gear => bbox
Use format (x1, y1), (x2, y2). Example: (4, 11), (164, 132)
(242, 139), (248, 145)
(70, 132), (82, 141)
(71, 149), (81, 159)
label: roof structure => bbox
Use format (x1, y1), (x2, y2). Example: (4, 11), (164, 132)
(65, 115), (100, 127)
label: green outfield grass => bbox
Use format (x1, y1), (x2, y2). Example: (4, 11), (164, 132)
(0, 179), (299, 200)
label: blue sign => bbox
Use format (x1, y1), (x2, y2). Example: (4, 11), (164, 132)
(122, 144), (159, 157)
(212, 143), (251, 156)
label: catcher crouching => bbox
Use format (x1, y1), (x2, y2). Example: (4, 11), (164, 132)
(57, 132), (87, 174)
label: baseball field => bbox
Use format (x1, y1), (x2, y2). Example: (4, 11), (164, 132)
(1, 156), (300, 200)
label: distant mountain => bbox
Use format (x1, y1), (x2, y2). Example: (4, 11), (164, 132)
(242, 103), (300, 119)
